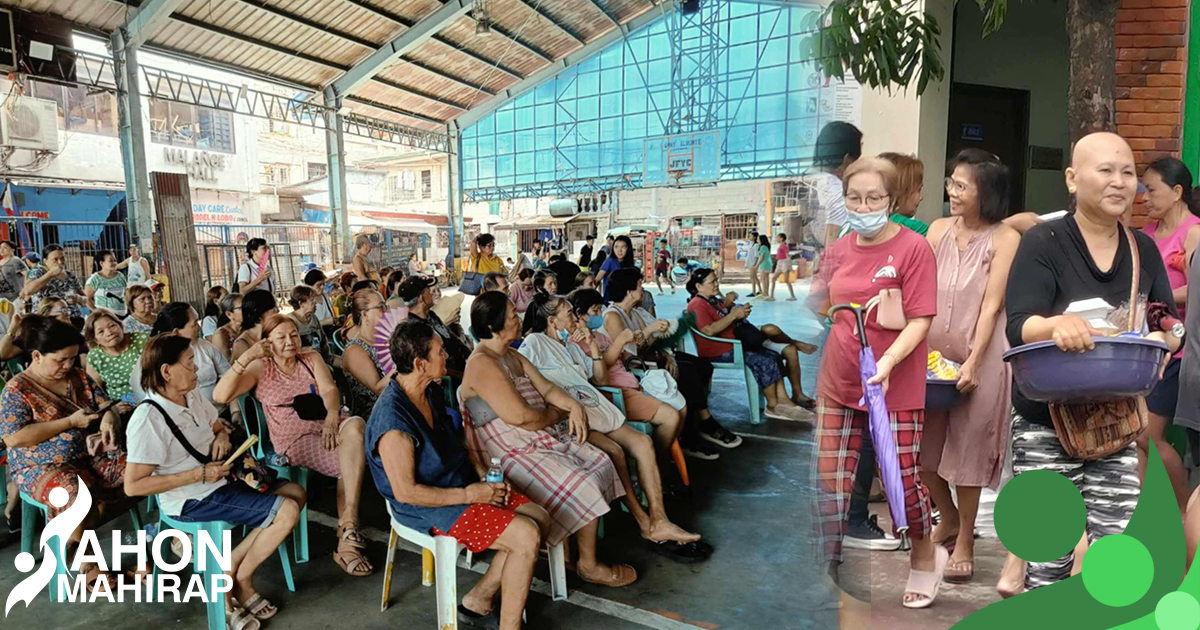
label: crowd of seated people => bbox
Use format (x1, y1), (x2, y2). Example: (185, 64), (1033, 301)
(0, 239), (830, 627)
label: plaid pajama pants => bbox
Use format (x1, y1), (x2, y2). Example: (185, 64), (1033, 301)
(814, 398), (933, 564)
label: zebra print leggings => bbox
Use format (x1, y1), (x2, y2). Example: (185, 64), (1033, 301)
(1011, 414), (1140, 591)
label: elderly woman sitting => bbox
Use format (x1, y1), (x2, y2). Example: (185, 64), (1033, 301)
(367, 320), (549, 630)
(83, 309), (149, 404)
(211, 292), (244, 360)
(343, 288), (393, 419)
(124, 284), (159, 333)
(459, 291), (635, 587)
(213, 314), (373, 577)
(230, 290), (277, 363)
(288, 285), (330, 361)
(0, 315), (135, 589)
(125, 334), (306, 625)
(520, 293), (707, 559)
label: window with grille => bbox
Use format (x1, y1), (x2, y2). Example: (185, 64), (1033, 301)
(30, 80), (118, 137)
(261, 164), (291, 186)
(307, 163), (327, 180)
(149, 99), (235, 153)
(421, 170), (432, 199)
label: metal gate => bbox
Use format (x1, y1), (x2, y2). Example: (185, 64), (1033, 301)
(0, 218), (130, 279)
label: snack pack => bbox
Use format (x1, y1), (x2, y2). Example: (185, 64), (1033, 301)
(927, 351), (962, 380)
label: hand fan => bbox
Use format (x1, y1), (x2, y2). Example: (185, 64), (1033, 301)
(374, 306), (410, 374)
(258, 247), (270, 275)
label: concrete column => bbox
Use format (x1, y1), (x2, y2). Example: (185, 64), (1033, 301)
(111, 31), (153, 250)
(323, 87), (350, 265)
(446, 127), (464, 260)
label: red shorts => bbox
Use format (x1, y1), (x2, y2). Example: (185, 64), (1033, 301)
(432, 490), (533, 553)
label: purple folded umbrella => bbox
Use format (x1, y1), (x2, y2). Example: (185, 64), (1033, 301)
(829, 303), (908, 533)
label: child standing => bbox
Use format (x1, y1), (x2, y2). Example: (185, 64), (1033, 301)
(768, 232), (796, 301)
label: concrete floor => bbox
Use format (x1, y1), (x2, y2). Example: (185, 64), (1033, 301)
(0, 283), (998, 630)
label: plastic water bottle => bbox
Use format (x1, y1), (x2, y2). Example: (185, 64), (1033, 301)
(266, 453), (290, 467)
(486, 457), (503, 484)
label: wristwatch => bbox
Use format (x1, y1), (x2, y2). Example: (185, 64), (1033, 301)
(1171, 322), (1186, 340)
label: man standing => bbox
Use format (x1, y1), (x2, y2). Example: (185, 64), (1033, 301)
(809, 121), (862, 248)
(579, 234), (595, 268)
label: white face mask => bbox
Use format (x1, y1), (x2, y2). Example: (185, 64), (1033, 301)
(847, 209), (890, 237)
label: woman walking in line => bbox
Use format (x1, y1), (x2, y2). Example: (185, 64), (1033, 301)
(922, 149), (1021, 584)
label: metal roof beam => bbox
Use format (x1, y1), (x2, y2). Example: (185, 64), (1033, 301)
(452, 0), (677, 131)
(329, 0), (477, 99)
(340, 0), (524, 80)
(585, 0), (621, 28)
(481, 20), (554, 65)
(119, 0), (188, 50)
(228, 0), (377, 50)
(511, 0), (586, 46)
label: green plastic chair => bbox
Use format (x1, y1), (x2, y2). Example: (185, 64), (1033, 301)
(20, 490), (142, 602)
(154, 513), (294, 630)
(684, 329), (766, 424)
(237, 394), (310, 564)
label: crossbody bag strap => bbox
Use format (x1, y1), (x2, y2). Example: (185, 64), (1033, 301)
(140, 399), (211, 465)
(16, 371), (87, 414)
(1124, 225), (1141, 333)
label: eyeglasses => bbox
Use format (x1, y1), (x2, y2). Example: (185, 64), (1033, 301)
(945, 178), (974, 195)
(48, 309), (68, 316)
(845, 193), (890, 210)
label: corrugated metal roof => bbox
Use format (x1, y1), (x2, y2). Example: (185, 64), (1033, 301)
(0, 0), (666, 128)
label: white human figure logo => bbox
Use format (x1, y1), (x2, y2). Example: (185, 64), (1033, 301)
(5, 478), (92, 615)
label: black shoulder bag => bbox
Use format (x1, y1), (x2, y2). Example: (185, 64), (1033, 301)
(141, 399), (277, 493)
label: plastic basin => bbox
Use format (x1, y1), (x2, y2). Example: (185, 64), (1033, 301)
(926, 379), (961, 410)
(1002, 336), (1168, 403)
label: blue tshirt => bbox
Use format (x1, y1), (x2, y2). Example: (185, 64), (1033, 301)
(600, 255), (623, 300)
(365, 380), (477, 533)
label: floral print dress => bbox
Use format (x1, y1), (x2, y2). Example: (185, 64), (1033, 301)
(26, 265), (84, 318)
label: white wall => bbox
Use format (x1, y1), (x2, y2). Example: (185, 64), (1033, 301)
(617, 180), (767, 226)
(953, 0), (1070, 213)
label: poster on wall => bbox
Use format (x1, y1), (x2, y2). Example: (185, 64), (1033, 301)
(191, 190), (246, 223)
(735, 240), (751, 262)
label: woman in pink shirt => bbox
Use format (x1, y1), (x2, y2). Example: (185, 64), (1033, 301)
(809, 156), (942, 608)
(1138, 156), (1199, 508)
(766, 233), (796, 301)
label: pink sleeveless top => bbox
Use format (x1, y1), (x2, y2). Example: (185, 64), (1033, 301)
(1143, 214), (1200, 319)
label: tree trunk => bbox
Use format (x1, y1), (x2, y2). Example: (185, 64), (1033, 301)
(1066, 0), (1121, 143)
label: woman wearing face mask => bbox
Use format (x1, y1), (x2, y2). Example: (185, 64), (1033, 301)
(85, 250), (128, 316)
(808, 156), (941, 608)
(83, 310), (149, 404)
(921, 149), (1020, 584)
(837, 153), (930, 239)
(214, 314), (374, 578)
(1137, 156), (1199, 510)
(123, 284), (158, 333)
(230, 290), (278, 363)
(1005, 133), (1179, 591)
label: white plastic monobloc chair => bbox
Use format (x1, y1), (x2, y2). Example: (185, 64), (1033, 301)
(380, 501), (568, 628)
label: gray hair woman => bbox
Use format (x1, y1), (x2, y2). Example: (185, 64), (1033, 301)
(365, 319), (549, 630)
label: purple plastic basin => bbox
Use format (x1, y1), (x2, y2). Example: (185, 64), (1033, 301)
(926, 379), (962, 410)
(1002, 336), (1168, 403)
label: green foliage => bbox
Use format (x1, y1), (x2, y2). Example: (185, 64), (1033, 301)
(815, 0), (1009, 96)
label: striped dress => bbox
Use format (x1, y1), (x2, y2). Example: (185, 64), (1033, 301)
(461, 353), (623, 546)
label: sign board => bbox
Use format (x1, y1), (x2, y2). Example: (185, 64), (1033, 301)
(0, 9), (15, 73)
(644, 130), (720, 187)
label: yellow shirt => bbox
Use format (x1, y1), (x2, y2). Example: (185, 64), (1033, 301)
(472, 254), (507, 275)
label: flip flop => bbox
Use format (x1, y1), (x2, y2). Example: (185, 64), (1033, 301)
(577, 563), (638, 588)
(902, 545), (950, 609)
(645, 539), (711, 564)
(944, 558), (975, 584)
(241, 593), (279, 621)
(457, 604), (501, 630)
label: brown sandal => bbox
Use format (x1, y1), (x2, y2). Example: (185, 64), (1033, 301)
(337, 523), (368, 550)
(334, 548), (374, 577)
(577, 563), (637, 588)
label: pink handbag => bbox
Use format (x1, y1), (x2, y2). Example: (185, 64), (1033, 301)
(865, 288), (907, 331)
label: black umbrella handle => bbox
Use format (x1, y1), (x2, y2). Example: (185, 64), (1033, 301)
(828, 303), (868, 350)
